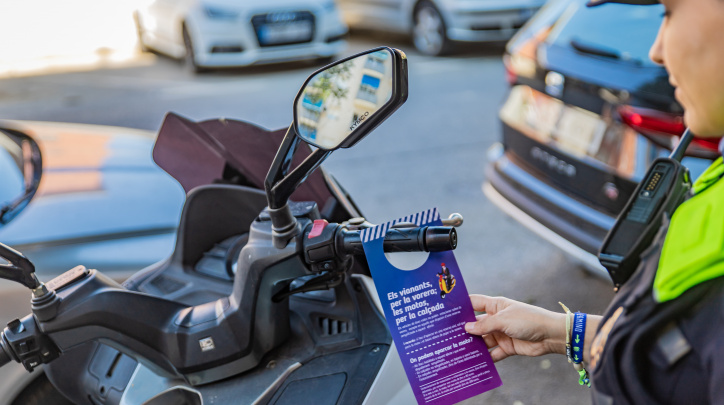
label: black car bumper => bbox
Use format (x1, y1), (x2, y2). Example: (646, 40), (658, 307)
(484, 144), (614, 276)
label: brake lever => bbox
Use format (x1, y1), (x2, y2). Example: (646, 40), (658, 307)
(344, 213), (464, 230)
(442, 213), (464, 227)
(390, 213), (464, 229)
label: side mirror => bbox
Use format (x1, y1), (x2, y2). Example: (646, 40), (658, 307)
(294, 47), (408, 150)
(264, 47), (408, 246)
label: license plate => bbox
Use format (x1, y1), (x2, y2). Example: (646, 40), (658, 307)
(501, 86), (606, 158)
(523, 89), (562, 138)
(257, 21), (313, 45)
(555, 106), (605, 156)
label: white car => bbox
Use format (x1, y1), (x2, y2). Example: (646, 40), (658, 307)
(134, 0), (349, 71)
(337, 0), (545, 56)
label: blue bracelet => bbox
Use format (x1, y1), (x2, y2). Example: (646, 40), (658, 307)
(572, 312), (587, 364)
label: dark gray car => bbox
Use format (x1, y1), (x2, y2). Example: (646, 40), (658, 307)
(484, 0), (718, 277)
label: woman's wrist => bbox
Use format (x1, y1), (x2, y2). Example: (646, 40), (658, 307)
(582, 315), (602, 364)
(545, 311), (569, 356)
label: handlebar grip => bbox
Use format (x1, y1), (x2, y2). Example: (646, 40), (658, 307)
(424, 226), (458, 251)
(0, 334), (13, 368)
(339, 226), (457, 255)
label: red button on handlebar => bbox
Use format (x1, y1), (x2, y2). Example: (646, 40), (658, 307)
(308, 219), (329, 239)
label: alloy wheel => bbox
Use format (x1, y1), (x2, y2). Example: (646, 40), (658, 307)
(413, 3), (448, 56)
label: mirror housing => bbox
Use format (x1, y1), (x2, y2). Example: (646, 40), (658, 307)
(264, 47), (408, 247)
(293, 47), (408, 150)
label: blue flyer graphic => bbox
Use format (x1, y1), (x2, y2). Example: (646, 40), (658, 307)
(361, 208), (502, 405)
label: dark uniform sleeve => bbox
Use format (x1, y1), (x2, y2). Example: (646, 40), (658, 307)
(672, 285), (724, 405)
(707, 300), (724, 404)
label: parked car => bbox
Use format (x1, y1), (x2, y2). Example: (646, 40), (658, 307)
(0, 120), (184, 278)
(133, 0), (349, 72)
(336, 0), (544, 56)
(483, 0), (719, 277)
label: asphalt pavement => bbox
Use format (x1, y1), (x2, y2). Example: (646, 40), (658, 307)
(0, 34), (614, 405)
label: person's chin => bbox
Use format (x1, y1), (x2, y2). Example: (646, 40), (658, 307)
(684, 112), (723, 137)
(675, 88), (684, 104)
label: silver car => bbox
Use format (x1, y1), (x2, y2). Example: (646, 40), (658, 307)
(337, 0), (545, 56)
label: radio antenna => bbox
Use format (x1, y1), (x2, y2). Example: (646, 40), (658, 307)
(670, 128), (695, 162)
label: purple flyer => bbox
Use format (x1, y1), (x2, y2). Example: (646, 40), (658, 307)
(361, 208), (502, 405)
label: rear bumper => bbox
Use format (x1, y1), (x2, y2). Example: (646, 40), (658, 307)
(484, 147), (612, 277)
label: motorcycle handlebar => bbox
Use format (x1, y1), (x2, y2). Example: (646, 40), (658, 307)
(338, 226), (457, 256)
(0, 335), (12, 369)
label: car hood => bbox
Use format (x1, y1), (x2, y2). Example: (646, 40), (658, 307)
(0, 120), (184, 247)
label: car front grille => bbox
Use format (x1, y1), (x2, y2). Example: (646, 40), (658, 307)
(251, 11), (315, 47)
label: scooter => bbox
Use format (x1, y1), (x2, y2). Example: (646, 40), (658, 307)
(437, 266), (456, 299)
(0, 47), (463, 405)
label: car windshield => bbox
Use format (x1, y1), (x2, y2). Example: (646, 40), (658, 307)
(0, 131), (25, 216)
(546, 1), (665, 67)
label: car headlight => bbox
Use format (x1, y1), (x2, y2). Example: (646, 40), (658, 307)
(204, 5), (239, 19)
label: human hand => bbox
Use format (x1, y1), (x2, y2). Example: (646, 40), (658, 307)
(464, 295), (567, 362)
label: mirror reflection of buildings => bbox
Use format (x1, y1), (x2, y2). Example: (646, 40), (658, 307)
(297, 50), (394, 149)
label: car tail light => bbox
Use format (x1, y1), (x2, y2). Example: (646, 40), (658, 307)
(504, 27), (552, 86)
(618, 105), (721, 159)
(503, 55), (517, 85)
(503, 55), (518, 86)
(503, 53), (537, 86)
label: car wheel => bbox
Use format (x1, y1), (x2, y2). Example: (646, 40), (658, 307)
(316, 56), (335, 66)
(133, 12), (149, 53)
(182, 25), (207, 74)
(412, 1), (450, 56)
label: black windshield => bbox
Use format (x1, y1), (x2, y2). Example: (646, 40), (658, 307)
(152, 113), (337, 214)
(547, 2), (664, 66)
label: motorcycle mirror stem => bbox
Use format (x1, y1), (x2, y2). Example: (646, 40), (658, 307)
(264, 47), (408, 248)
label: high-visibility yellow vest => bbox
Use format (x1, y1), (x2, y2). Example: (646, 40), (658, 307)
(655, 157), (724, 302)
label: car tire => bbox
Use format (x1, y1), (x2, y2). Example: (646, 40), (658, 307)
(316, 56), (335, 66)
(182, 25), (208, 74)
(133, 12), (149, 53)
(412, 1), (451, 56)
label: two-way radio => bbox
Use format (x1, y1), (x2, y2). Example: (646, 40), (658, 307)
(598, 129), (696, 290)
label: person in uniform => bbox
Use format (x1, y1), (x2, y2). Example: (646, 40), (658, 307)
(465, 0), (724, 403)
